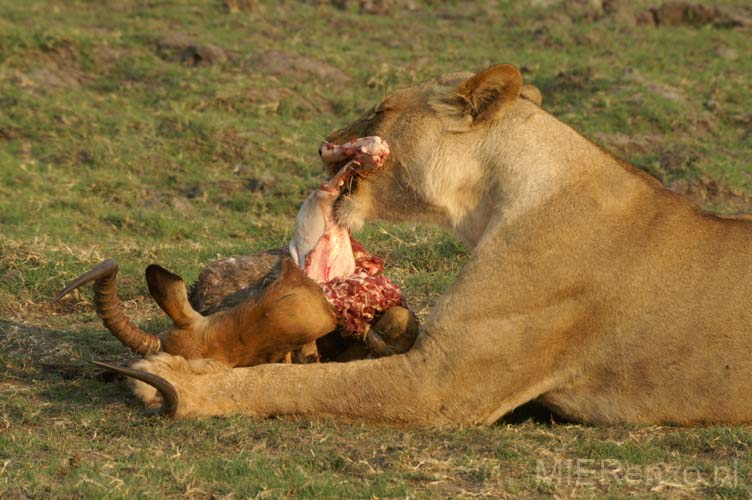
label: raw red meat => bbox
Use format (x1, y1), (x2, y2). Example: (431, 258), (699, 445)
(289, 137), (404, 338)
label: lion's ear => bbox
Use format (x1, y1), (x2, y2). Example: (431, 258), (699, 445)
(521, 84), (542, 107)
(455, 64), (523, 123)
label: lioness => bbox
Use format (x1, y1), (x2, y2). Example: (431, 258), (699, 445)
(124, 64), (752, 425)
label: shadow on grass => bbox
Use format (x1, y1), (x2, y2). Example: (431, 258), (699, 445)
(500, 400), (574, 426)
(0, 319), (146, 415)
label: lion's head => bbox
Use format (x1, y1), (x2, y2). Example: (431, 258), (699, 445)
(321, 64), (541, 243)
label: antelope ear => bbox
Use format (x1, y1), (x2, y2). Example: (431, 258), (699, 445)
(521, 83), (543, 107)
(278, 257), (305, 284)
(455, 64), (523, 123)
(145, 265), (202, 328)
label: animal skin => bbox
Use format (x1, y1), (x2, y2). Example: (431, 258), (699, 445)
(107, 64), (752, 425)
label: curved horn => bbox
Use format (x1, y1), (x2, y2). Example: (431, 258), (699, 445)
(53, 259), (162, 355)
(94, 361), (178, 417)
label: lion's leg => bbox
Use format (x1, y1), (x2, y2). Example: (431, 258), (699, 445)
(128, 347), (451, 424)
(125, 305), (577, 425)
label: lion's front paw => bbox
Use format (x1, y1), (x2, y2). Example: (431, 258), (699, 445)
(126, 353), (183, 410)
(125, 354), (230, 415)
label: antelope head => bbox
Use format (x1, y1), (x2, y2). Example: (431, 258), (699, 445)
(53, 258), (337, 367)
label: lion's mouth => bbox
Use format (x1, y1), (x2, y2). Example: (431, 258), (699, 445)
(326, 160), (362, 198)
(319, 136), (389, 202)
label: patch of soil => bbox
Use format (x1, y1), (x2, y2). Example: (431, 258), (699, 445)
(715, 45), (739, 61)
(0, 127), (19, 141)
(244, 87), (334, 114)
(92, 44), (127, 71)
(636, 2), (752, 29)
(621, 67), (685, 103)
(524, 0), (630, 25)
(246, 50), (352, 87)
(182, 184), (204, 199)
(156, 33), (228, 66)
(595, 134), (710, 186)
(243, 174), (277, 193)
(595, 132), (663, 157)
(543, 67), (597, 94)
(224, 0), (263, 13)
(305, 0), (419, 15)
(0, 321), (81, 368)
(19, 43), (87, 90)
(670, 176), (752, 212)
(170, 196), (194, 213)
(210, 174), (277, 197)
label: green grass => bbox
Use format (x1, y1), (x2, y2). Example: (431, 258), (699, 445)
(1, 0), (751, 497)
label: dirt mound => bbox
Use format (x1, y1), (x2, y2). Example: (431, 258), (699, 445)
(304, 0), (419, 15)
(246, 50), (352, 86)
(543, 67), (596, 93)
(223, 0), (263, 12)
(17, 43), (87, 91)
(636, 2), (752, 29)
(523, 1), (752, 28)
(595, 133), (663, 157)
(156, 33), (228, 66)
(670, 177), (752, 213)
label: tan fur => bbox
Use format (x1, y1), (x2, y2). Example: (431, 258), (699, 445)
(156, 258), (337, 366)
(127, 64), (752, 425)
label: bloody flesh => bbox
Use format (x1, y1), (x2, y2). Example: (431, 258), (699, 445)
(289, 137), (404, 338)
